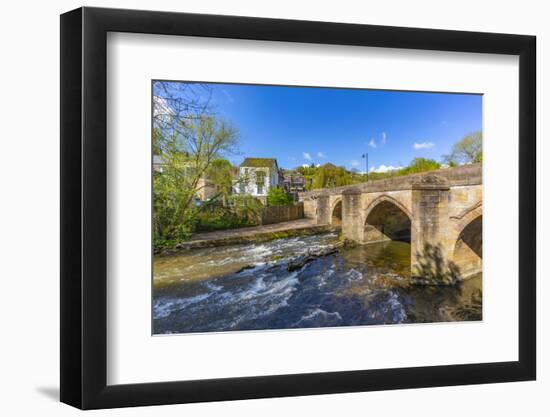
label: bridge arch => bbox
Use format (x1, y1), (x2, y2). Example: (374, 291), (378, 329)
(363, 195), (412, 244)
(452, 203), (482, 277)
(453, 201), (482, 234)
(330, 198), (342, 226)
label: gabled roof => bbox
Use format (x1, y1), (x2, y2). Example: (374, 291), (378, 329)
(240, 157), (278, 169)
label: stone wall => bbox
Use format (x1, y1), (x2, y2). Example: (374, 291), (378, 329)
(342, 188), (363, 242)
(410, 174), (453, 281)
(453, 215), (482, 276)
(302, 198), (316, 219)
(261, 203), (304, 225)
(448, 184), (482, 217)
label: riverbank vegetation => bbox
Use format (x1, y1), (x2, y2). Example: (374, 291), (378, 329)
(193, 196), (264, 233)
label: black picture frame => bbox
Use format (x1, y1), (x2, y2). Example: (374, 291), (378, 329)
(60, 6), (536, 410)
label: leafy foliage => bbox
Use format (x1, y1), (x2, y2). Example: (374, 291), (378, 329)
(206, 158), (235, 200)
(152, 92), (240, 249)
(153, 155), (197, 249)
(400, 157), (441, 175)
(292, 158), (441, 190)
(194, 196), (263, 232)
(444, 131), (482, 165)
(267, 186), (293, 206)
(312, 163), (354, 189)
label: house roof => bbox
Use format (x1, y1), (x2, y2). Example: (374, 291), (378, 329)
(240, 158), (278, 169)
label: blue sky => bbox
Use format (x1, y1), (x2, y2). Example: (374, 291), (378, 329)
(159, 82), (482, 172)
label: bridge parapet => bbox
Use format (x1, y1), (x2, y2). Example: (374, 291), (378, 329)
(298, 164), (481, 199)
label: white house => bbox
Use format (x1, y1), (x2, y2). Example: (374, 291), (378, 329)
(234, 158), (280, 203)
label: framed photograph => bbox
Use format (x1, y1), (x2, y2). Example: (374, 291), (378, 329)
(60, 7), (536, 409)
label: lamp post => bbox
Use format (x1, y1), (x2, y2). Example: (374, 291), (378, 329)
(362, 152), (369, 182)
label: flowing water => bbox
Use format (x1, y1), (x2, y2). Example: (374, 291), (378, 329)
(153, 233), (482, 334)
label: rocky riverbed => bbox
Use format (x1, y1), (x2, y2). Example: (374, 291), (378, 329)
(153, 232), (482, 334)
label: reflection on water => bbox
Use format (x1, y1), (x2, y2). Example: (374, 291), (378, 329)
(153, 233), (482, 334)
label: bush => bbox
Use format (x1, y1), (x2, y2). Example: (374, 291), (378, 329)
(401, 157), (440, 175)
(153, 170), (198, 250)
(228, 195), (264, 224)
(267, 186), (293, 206)
(195, 196), (263, 232)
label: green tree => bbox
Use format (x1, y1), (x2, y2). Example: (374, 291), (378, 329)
(153, 151), (198, 248)
(206, 158), (235, 203)
(311, 163), (353, 189)
(152, 116), (239, 249)
(402, 157), (441, 174)
(444, 131), (482, 165)
(267, 186), (293, 206)
(173, 116), (238, 213)
(295, 165), (317, 190)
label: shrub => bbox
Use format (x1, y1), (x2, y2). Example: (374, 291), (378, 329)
(267, 186), (293, 206)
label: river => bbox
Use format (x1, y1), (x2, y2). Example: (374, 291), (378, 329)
(153, 232), (482, 334)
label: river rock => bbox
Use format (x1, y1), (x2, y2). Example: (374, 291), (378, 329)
(287, 246), (339, 272)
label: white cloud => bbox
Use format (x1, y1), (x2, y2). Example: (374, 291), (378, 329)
(368, 132), (387, 149)
(303, 152), (312, 161)
(302, 164), (311, 168)
(316, 163), (321, 168)
(350, 160), (360, 168)
(369, 164), (402, 173)
(413, 141), (435, 150)
(317, 151), (326, 158)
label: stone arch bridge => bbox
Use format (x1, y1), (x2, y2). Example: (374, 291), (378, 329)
(298, 164), (482, 281)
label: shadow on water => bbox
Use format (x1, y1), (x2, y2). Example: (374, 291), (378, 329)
(153, 233), (482, 334)
(401, 273), (482, 322)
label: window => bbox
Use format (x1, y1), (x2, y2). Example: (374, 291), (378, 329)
(255, 170), (266, 195)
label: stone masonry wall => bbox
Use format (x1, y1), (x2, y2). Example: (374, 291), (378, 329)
(261, 203), (304, 225)
(342, 188), (363, 242)
(410, 175), (454, 281)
